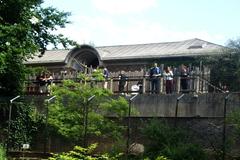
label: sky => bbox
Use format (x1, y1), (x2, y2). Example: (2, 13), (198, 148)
(43, 0), (240, 47)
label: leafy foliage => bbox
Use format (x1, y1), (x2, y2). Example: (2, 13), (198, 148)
(201, 38), (240, 91)
(49, 143), (124, 160)
(8, 102), (45, 150)
(48, 80), (129, 143)
(155, 156), (170, 160)
(0, 144), (7, 160)
(227, 108), (240, 135)
(78, 69), (105, 82)
(142, 120), (206, 160)
(91, 69), (105, 81)
(0, 0), (77, 96)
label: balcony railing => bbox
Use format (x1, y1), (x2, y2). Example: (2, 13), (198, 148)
(25, 75), (225, 95)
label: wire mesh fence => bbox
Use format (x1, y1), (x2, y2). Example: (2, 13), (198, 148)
(0, 93), (240, 159)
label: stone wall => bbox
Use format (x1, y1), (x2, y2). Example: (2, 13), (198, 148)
(132, 93), (240, 117)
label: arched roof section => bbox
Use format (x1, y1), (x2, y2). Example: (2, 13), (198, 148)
(65, 44), (102, 69)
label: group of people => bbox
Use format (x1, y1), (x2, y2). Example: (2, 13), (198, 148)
(36, 73), (53, 93)
(35, 64), (189, 94)
(115, 63), (190, 94)
(149, 63), (189, 94)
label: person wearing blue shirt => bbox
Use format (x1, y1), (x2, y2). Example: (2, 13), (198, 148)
(149, 63), (161, 94)
(103, 67), (110, 89)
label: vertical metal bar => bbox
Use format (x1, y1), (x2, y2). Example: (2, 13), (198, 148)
(44, 101), (49, 154)
(7, 95), (20, 152)
(83, 101), (88, 148)
(126, 100), (131, 158)
(174, 94), (185, 127)
(7, 102), (12, 152)
(83, 95), (95, 148)
(126, 94), (138, 158)
(222, 94), (230, 160)
(174, 99), (179, 127)
(44, 96), (55, 153)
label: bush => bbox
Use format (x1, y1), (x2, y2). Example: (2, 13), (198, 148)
(7, 102), (45, 150)
(0, 145), (7, 160)
(49, 143), (123, 160)
(161, 144), (206, 160)
(142, 119), (206, 160)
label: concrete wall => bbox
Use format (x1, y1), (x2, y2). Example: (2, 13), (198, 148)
(132, 93), (240, 117)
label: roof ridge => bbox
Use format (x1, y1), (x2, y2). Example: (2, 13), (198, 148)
(189, 38), (225, 47)
(45, 49), (70, 51)
(96, 38), (200, 48)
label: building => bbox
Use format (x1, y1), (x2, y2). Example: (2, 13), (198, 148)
(25, 38), (224, 75)
(24, 38), (226, 94)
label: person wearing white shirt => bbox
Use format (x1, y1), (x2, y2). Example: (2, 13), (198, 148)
(164, 66), (173, 94)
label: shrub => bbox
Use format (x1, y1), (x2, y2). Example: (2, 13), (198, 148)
(0, 145), (7, 160)
(142, 119), (206, 160)
(49, 143), (123, 160)
(7, 102), (45, 150)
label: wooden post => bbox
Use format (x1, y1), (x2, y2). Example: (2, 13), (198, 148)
(90, 65), (93, 75)
(84, 63), (87, 74)
(110, 78), (113, 92)
(142, 77), (146, 94)
(176, 76), (181, 93)
(195, 76), (200, 93)
(160, 77), (163, 93)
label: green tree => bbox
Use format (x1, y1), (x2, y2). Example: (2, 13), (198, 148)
(202, 38), (240, 91)
(48, 80), (129, 144)
(0, 0), (77, 96)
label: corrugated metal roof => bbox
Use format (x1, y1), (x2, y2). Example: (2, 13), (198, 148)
(96, 38), (224, 60)
(25, 50), (70, 64)
(25, 38), (224, 64)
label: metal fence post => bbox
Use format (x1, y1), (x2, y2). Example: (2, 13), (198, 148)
(44, 96), (56, 154)
(174, 94), (185, 127)
(126, 94), (139, 158)
(83, 95), (95, 148)
(222, 93), (231, 160)
(7, 95), (20, 152)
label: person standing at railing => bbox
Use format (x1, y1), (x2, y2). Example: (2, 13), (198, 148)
(149, 63), (162, 94)
(118, 70), (128, 95)
(36, 72), (47, 93)
(164, 66), (173, 94)
(180, 64), (189, 93)
(46, 73), (53, 94)
(103, 67), (110, 89)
